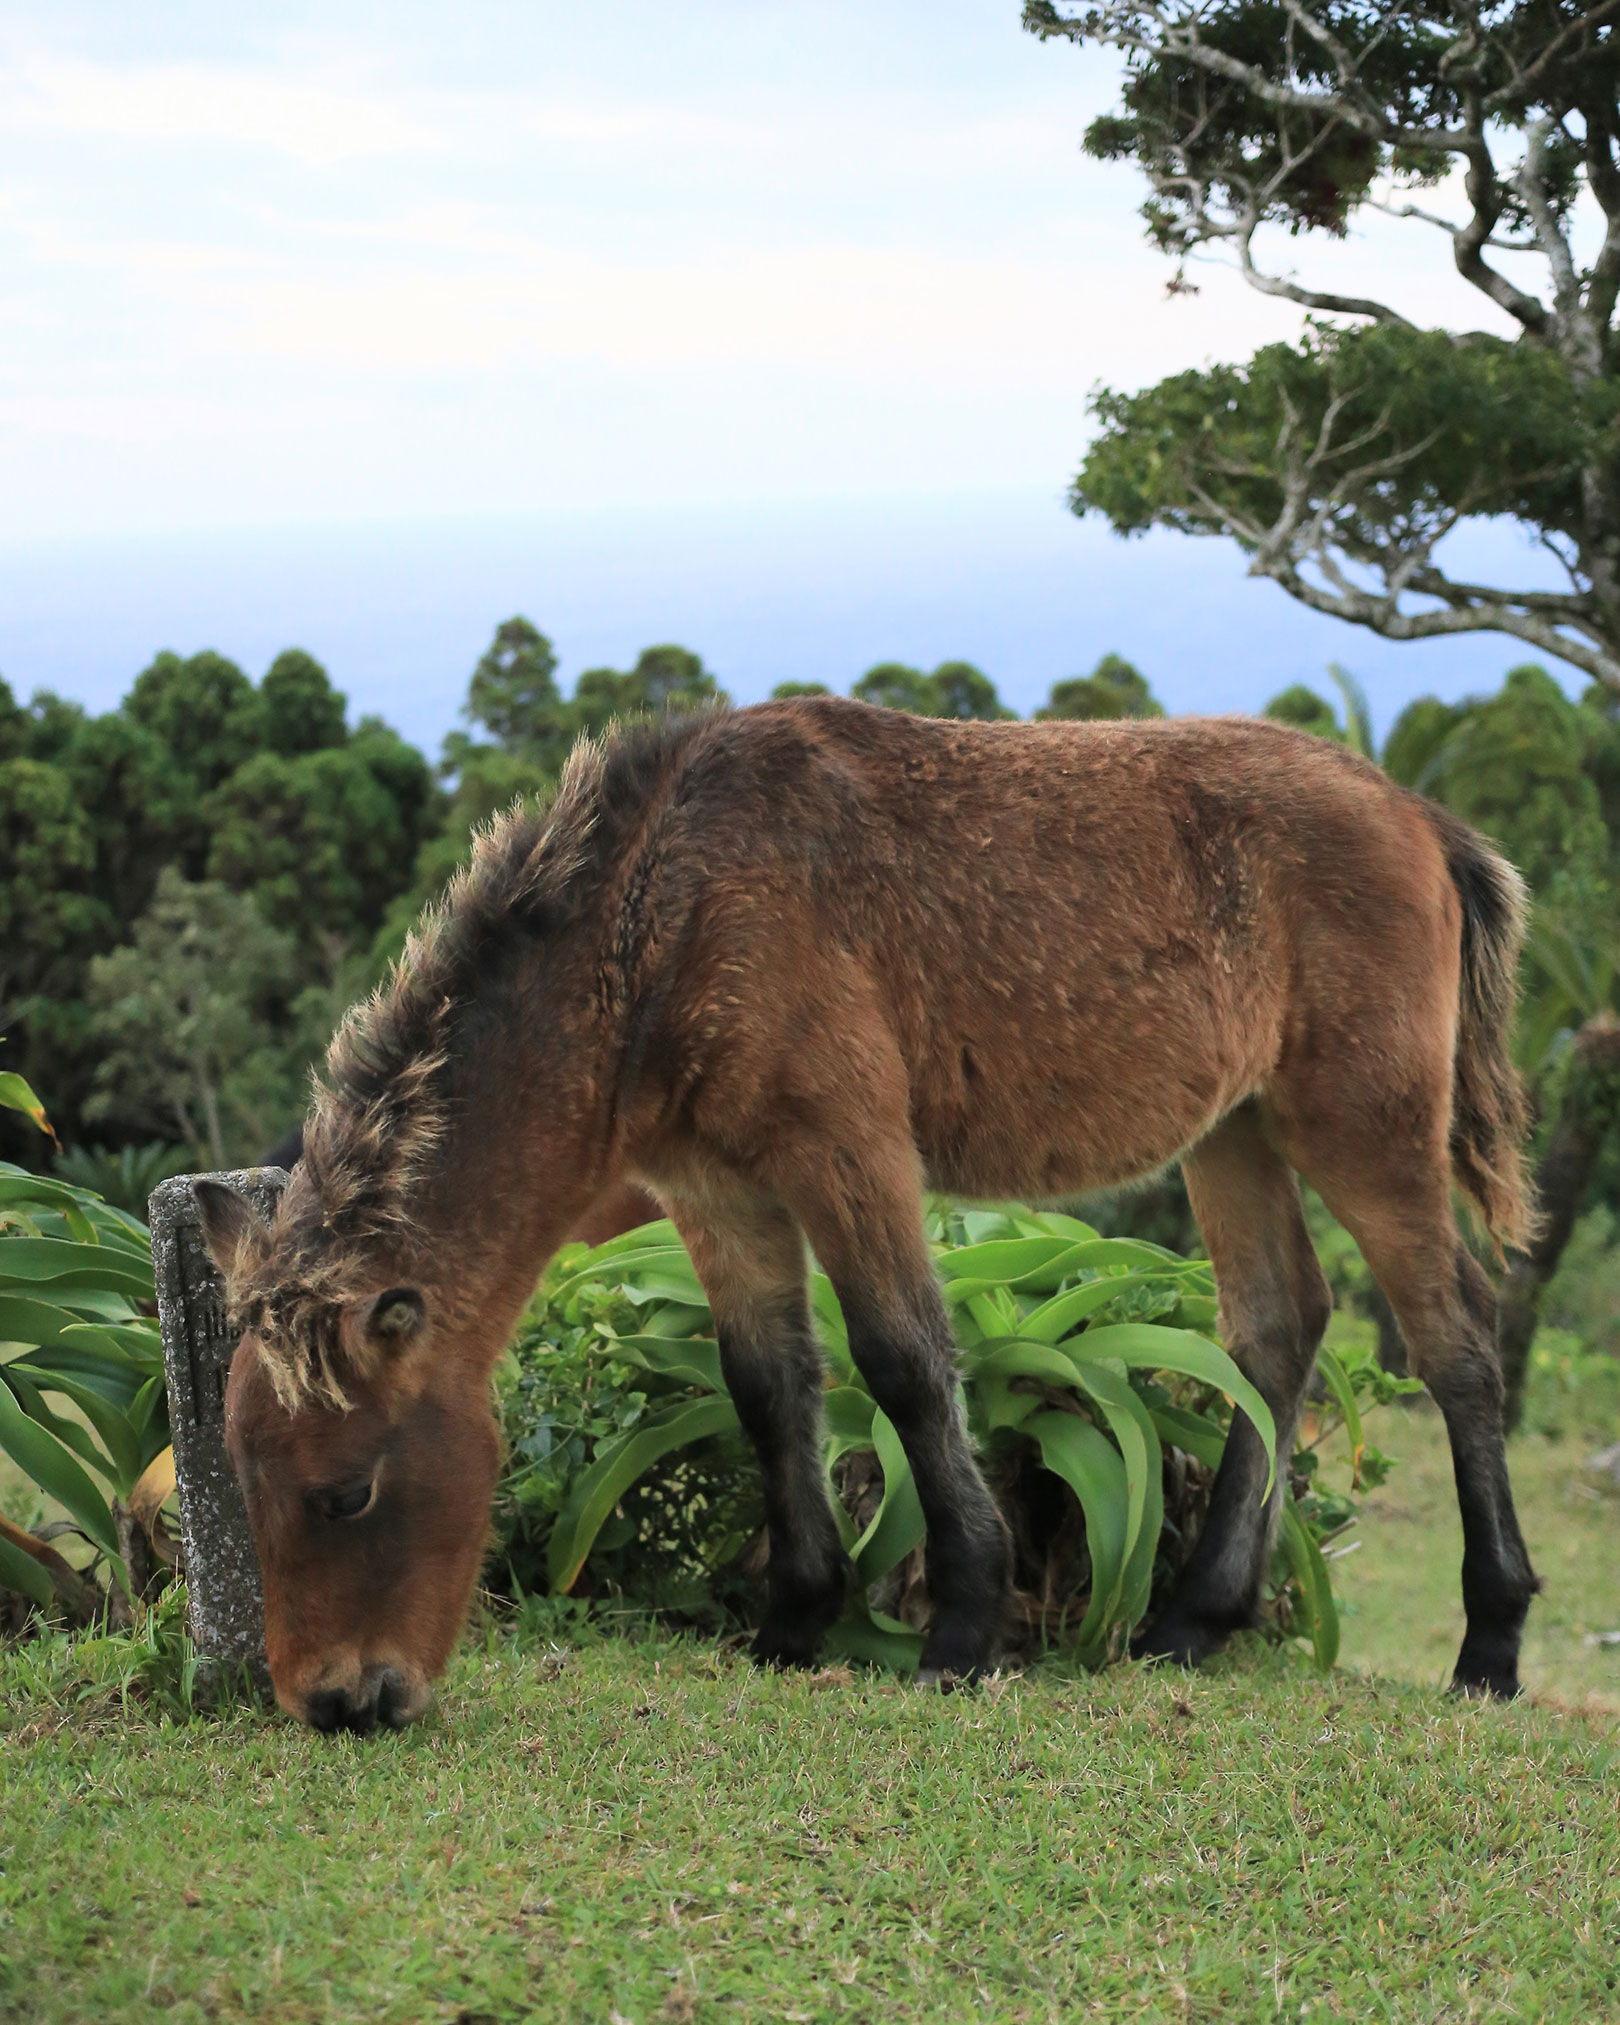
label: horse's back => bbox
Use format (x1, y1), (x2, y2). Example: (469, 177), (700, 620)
(632, 699), (1456, 1197)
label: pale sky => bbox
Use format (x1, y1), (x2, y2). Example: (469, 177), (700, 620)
(0, 2), (1549, 732)
(1, 0), (1523, 541)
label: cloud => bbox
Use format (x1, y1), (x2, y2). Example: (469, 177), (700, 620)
(6, 57), (437, 165)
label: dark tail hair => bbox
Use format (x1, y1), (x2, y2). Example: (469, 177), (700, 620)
(1429, 807), (1536, 1253)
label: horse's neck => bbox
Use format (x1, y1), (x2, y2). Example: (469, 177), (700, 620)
(425, 941), (619, 1303)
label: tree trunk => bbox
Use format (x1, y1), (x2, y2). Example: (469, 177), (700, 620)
(1499, 1014), (1620, 1431)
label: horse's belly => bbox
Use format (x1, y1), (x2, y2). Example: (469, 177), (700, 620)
(911, 1002), (1265, 1200)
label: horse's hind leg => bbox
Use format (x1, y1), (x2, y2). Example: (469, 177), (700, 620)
(1291, 1163), (1538, 1697)
(1134, 1102), (1332, 1667)
(664, 1191), (851, 1667)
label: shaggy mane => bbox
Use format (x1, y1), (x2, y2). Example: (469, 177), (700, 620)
(233, 712), (707, 1410)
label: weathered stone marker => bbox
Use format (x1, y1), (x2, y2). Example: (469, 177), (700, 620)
(149, 1168), (287, 1688)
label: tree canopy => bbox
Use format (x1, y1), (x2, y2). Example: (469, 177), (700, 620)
(1027, 0), (1620, 691)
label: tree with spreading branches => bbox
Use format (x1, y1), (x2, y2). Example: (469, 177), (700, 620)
(1026, 0), (1620, 691)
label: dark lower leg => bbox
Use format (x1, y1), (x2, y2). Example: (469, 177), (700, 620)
(1132, 1411), (1284, 1666)
(1430, 1250), (1539, 1697)
(1137, 1113), (1327, 1668)
(718, 1317), (851, 1666)
(845, 1298), (1012, 1679)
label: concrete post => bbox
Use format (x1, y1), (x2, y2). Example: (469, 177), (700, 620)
(148, 1168), (287, 1688)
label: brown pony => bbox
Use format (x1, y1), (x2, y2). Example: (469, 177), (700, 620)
(197, 697), (1539, 1730)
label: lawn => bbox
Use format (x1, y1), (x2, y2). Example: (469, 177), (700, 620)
(3, 1369), (1619, 2023)
(3, 1632), (1619, 2025)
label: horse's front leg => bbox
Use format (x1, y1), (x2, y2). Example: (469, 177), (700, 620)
(772, 1141), (1014, 1684)
(664, 1192), (851, 1667)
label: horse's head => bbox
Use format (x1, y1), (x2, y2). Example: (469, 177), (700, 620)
(195, 1177), (505, 1733)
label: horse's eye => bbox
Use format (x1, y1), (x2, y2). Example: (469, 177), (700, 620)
(370, 1288), (424, 1342)
(311, 1480), (376, 1522)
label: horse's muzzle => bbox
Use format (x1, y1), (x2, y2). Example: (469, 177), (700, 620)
(299, 1665), (427, 1734)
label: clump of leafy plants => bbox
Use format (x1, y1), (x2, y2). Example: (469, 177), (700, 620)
(492, 1203), (1405, 1672)
(1, 1071), (175, 1629)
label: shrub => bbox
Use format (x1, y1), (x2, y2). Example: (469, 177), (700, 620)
(492, 1204), (1405, 1672)
(0, 1073), (172, 1623)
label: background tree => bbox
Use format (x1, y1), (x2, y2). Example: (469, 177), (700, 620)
(1027, 0), (1620, 693)
(1036, 652), (1163, 720)
(852, 659), (1012, 718)
(84, 869), (296, 1167)
(260, 649), (350, 757)
(458, 618), (571, 770)
(572, 644), (726, 728)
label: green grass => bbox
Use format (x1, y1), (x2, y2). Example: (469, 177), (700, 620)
(5, 1357), (1620, 2021)
(2, 1633), (1619, 2024)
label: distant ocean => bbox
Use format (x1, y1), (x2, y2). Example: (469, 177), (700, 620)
(0, 491), (1568, 755)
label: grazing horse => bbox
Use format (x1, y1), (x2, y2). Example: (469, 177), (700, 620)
(197, 697), (1539, 1731)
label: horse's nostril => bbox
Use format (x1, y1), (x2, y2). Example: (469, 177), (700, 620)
(374, 1668), (413, 1729)
(304, 1685), (379, 1736)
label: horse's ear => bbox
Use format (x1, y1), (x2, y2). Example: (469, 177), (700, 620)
(194, 1181), (265, 1277)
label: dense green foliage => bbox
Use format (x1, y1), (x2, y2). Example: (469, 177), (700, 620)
(490, 1206), (1412, 1674)
(0, 1076), (166, 1615)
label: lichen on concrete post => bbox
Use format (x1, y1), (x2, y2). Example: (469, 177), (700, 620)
(149, 1168), (287, 1687)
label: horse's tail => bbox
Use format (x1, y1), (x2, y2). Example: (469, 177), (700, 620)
(1428, 805), (1536, 1254)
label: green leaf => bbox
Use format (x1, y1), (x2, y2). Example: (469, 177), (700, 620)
(0, 1530), (55, 1608)
(1019, 1211), (1101, 1241)
(1074, 1363), (1163, 1631)
(1280, 1500), (1340, 1673)
(975, 1373), (1042, 1435)
(1073, 1324), (1276, 1497)
(1315, 1344), (1365, 1483)
(0, 1293), (87, 1350)
(621, 1272), (711, 1308)
(851, 1409), (926, 1585)
(0, 1236), (154, 1300)
(0, 1370), (124, 1568)
(2, 1365), (112, 1481)
(1067, 1362), (1154, 1625)
(545, 1243), (696, 1310)
(0, 1072), (52, 1138)
(610, 1334), (725, 1394)
(825, 1591), (924, 1671)
(808, 1275), (852, 1371)
(630, 1302), (713, 1341)
(1019, 1272), (1178, 1344)
(57, 1323), (165, 1372)
(1149, 1405), (1226, 1472)
(967, 1339), (1086, 1391)
(936, 1237), (1090, 1288)
(0, 1177), (99, 1242)
(3, 1360), (142, 1492)
(546, 1394), (740, 1592)
(1025, 1409), (1128, 1660)
(823, 1385), (876, 1460)
(15, 1338), (155, 1407)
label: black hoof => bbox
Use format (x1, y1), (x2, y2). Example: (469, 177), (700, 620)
(1130, 1615), (1229, 1670)
(751, 1567), (850, 1672)
(1450, 1671), (1522, 1701)
(917, 1617), (998, 1685)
